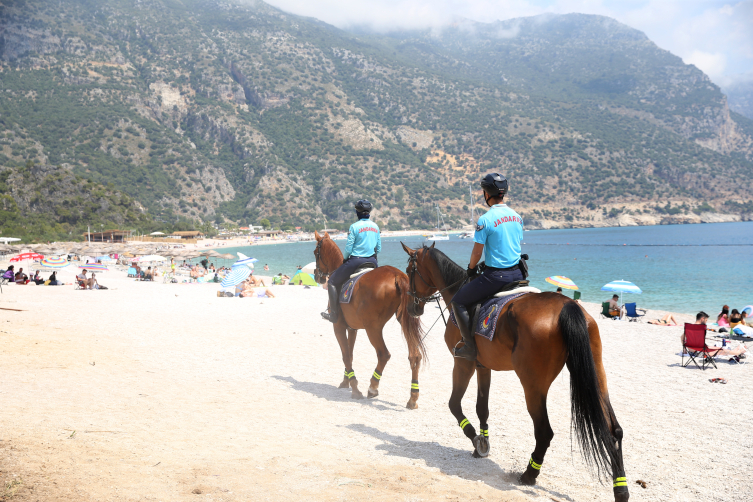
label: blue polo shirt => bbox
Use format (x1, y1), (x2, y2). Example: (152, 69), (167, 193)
(344, 218), (381, 259)
(474, 204), (523, 268)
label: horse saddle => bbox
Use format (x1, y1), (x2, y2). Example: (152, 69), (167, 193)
(493, 280), (541, 298)
(349, 262), (376, 278)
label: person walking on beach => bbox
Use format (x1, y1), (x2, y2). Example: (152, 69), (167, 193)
(321, 200), (381, 323)
(451, 173), (524, 361)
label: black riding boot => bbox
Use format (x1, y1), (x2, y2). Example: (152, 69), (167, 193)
(321, 283), (340, 323)
(451, 303), (477, 361)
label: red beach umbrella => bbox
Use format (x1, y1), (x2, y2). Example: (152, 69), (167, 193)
(10, 252), (44, 262)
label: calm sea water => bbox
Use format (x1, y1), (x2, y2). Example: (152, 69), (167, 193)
(216, 221), (753, 315)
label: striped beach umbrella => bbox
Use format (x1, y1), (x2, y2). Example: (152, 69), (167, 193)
(234, 252), (257, 269)
(40, 256), (69, 268)
(601, 280), (642, 306)
(79, 263), (109, 272)
(221, 265), (251, 288)
(545, 276), (578, 290)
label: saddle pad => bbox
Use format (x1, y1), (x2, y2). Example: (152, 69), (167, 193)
(450, 292), (530, 341)
(340, 271), (371, 304)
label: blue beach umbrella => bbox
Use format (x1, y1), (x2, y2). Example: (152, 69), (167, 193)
(233, 252), (258, 269)
(601, 280), (642, 306)
(221, 265), (251, 288)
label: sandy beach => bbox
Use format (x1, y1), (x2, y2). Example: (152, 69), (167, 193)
(0, 271), (751, 502)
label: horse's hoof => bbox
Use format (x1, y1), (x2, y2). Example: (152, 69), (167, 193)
(338, 380), (350, 389)
(472, 435), (490, 458)
(351, 391), (364, 400)
(519, 472), (537, 486)
(405, 400), (418, 410)
(367, 389), (379, 399)
(614, 491), (630, 502)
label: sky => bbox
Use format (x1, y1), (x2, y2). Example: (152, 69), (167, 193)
(263, 0), (753, 88)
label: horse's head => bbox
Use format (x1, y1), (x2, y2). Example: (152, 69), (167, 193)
(313, 230), (339, 284)
(401, 241), (438, 318)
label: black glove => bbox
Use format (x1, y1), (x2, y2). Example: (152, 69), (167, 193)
(466, 265), (476, 278)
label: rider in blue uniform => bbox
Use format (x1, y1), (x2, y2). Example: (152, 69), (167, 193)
(321, 199), (381, 323)
(451, 173), (524, 361)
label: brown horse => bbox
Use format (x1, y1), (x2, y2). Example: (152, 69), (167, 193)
(401, 243), (629, 502)
(313, 231), (426, 408)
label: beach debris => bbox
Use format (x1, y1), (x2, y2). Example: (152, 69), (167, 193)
(636, 480), (648, 488)
(68, 430), (76, 439)
(192, 488), (202, 494)
(709, 378), (728, 384)
(89, 361), (95, 366)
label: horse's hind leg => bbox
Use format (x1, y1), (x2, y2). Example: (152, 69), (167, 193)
(346, 327), (363, 399)
(448, 358), (479, 450)
(519, 388), (554, 486)
(364, 327), (390, 400)
(472, 367), (491, 457)
(405, 343), (422, 410)
(594, 355), (629, 501)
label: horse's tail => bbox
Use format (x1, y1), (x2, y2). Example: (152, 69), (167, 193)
(559, 300), (615, 480)
(395, 274), (427, 362)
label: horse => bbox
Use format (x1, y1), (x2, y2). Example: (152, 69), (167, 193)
(401, 242), (629, 502)
(313, 231), (427, 408)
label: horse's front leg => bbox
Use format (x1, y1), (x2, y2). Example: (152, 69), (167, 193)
(473, 366), (492, 458)
(448, 357), (478, 451)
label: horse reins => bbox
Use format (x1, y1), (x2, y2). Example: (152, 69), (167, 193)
(406, 251), (467, 306)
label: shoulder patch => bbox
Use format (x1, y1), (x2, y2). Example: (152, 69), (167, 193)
(475, 223), (485, 232)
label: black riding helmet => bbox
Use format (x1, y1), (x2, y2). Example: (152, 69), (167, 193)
(480, 173), (508, 206)
(354, 199), (373, 213)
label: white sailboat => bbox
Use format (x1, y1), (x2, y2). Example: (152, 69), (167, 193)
(426, 205), (450, 241)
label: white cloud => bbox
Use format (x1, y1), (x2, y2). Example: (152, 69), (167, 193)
(684, 51), (727, 80)
(264, 0), (753, 85)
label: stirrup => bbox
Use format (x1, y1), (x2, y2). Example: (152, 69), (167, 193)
(453, 340), (477, 361)
(321, 311), (332, 321)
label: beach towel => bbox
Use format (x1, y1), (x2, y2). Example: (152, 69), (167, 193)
(732, 325), (753, 337)
(339, 271), (371, 304)
(449, 292), (529, 341)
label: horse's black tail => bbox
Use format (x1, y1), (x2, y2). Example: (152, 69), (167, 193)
(559, 301), (616, 480)
(395, 274), (427, 363)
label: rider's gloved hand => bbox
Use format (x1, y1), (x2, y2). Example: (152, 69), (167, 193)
(466, 265), (476, 278)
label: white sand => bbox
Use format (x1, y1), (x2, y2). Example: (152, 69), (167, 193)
(0, 272), (751, 501)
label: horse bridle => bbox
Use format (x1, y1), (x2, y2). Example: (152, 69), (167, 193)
(406, 250), (467, 307)
(313, 238), (327, 284)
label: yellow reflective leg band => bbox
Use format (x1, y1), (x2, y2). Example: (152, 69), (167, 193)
(410, 383), (419, 390)
(529, 457), (542, 471)
(479, 428), (489, 437)
(372, 371), (381, 380)
(346, 371), (355, 379)
(613, 477), (627, 487)
(459, 418), (470, 429)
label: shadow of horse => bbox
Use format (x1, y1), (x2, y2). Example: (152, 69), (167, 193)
(343, 423), (577, 502)
(271, 375), (404, 412)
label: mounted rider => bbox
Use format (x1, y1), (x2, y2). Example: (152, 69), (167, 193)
(451, 173), (525, 361)
(321, 199), (382, 323)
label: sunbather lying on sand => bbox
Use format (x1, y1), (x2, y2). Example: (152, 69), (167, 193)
(648, 314), (678, 326)
(240, 287), (275, 298)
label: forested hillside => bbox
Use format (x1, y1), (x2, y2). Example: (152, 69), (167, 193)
(1, 0), (752, 236)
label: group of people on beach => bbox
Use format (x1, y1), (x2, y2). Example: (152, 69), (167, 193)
(2, 265), (63, 286)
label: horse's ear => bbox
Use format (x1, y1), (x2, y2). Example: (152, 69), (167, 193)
(401, 242), (415, 256)
(430, 241), (436, 248)
(314, 230), (321, 241)
(324, 231), (330, 239)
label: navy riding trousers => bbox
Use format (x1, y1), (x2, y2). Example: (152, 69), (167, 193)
(329, 256), (378, 288)
(451, 267), (524, 307)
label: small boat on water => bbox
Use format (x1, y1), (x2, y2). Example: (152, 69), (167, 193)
(426, 233), (450, 241)
(459, 232), (472, 239)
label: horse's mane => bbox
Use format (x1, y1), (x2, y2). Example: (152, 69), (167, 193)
(322, 234), (344, 262)
(424, 245), (465, 286)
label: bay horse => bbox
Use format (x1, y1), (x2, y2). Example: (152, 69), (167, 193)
(313, 231), (426, 408)
(401, 243), (629, 502)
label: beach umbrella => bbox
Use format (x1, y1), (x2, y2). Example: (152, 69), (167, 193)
(150, 231), (165, 236)
(40, 256), (69, 269)
(136, 255), (167, 263)
(290, 271), (317, 286)
(221, 265), (252, 288)
(10, 252), (44, 262)
(79, 263), (108, 272)
(301, 261), (317, 275)
(96, 255), (115, 262)
(234, 252), (257, 268)
(601, 280), (642, 306)
(545, 276), (578, 290)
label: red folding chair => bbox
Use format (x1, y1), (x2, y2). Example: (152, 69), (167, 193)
(682, 323), (721, 370)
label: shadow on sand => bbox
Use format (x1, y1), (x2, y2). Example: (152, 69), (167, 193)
(344, 423), (577, 502)
(271, 375), (405, 412)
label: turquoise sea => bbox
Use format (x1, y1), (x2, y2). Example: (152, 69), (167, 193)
(215, 221), (753, 315)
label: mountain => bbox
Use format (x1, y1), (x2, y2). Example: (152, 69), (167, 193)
(724, 79), (753, 121)
(1, 0), (752, 238)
